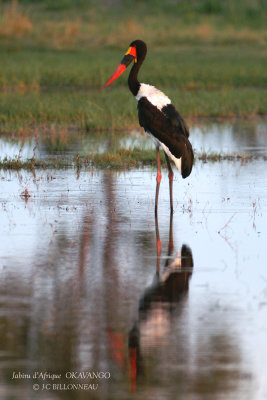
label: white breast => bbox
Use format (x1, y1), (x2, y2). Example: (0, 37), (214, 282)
(136, 83), (171, 111)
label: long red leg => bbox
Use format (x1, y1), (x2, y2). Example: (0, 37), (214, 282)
(155, 145), (162, 215)
(164, 153), (174, 212)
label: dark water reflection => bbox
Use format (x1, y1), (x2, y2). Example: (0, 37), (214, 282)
(0, 118), (267, 161)
(0, 160), (266, 399)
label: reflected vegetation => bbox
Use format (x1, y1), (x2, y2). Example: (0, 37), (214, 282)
(192, 118), (267, 156)
(0, 118), (267, 164)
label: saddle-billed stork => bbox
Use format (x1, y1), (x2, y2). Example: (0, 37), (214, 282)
(106, 40), (194, 212)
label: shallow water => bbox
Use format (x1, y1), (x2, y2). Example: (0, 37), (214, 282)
(1, 118), (267, 162)
(0, 156), (266, 399)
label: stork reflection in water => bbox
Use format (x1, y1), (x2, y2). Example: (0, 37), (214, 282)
(128, 211), (194, 392)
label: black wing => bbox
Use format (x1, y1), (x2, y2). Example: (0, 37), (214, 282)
(161, 104), (190, 138)
(138, 97), (194, 178)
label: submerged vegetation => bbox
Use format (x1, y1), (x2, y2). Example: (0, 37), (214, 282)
(0, 0), (267, 167)
(0, 149), (261, 171)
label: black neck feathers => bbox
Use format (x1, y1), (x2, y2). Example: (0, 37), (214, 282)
(128, 40), (147, 97)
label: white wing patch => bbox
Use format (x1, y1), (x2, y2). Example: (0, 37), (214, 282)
(160, 141), (182, 173)
(136, 83), (171, 111)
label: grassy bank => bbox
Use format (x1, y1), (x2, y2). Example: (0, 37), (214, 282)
(0, 45), (266, 90)
(0, 1), (266, 140)
(0, 86), (266, 135)
(0, 45), (266, 132)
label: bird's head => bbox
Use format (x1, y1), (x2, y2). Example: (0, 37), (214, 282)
(106, 40), (147, 86)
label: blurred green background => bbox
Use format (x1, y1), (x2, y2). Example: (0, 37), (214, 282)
(0, 0), (266, 134)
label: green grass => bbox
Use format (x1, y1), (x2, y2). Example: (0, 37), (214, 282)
(0, 86), (266, 135)
(0, 0), (267, 163)
(0, 156), (67, 169)
(0, 44), (266, 134)
(0, 45), (266, 89)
